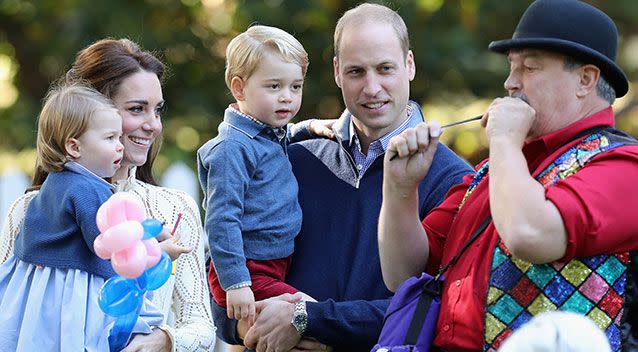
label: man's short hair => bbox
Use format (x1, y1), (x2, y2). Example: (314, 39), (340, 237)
(333, 3), (410, 60)
(564, 56), (616, 104)
(224, 25), (309, 90)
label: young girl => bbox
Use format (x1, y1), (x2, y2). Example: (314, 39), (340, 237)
(0, 82), (162, 351)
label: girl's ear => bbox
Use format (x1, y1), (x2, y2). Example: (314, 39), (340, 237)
(230, 76), (246, 101)
(65, 138), (81, 159)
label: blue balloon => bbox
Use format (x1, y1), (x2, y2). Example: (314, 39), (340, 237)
(98, 276), (144, 317)
(145, 252), (172, 290)
(108, 304), (141, 352)
(141, 219), (163, 240)
(135, 271), (148, 292)
(99, 218), (171, 351)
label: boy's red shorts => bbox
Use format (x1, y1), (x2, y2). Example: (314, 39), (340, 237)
(208, 255), (298, 308)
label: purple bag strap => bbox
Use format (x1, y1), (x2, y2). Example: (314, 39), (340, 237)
(404, 215), (492, 345)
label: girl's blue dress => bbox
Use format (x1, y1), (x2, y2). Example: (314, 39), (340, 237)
(0, 164), (164, 350)
(0, 255), (162, 351)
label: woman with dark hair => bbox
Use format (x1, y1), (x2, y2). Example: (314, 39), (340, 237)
(0, 38), (216, 351)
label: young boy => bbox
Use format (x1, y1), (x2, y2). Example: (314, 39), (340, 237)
(198, 25), (325, 325)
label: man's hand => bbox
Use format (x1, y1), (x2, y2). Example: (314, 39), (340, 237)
(227, 286), (256, 324)
(385, 122), (441, 193)
(379, 122), (440, 291)
(244, 300), (301, 352)
(121, 328), (171, 352)
(236, 293), (303, 341)
(484, 96), (536, 147)
(292, 337), (331, 352)
(308, 119), (336, 139)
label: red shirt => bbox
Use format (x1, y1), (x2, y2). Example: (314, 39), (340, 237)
(423, 107), (638, 351)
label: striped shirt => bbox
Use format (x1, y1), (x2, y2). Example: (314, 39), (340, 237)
(349, 103), (418, 175)
(229, 104), (287, 140)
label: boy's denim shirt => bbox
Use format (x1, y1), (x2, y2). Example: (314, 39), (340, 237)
(197, 107), (302, 290)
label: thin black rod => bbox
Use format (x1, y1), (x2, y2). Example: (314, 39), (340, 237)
(388, 115), (482, 161)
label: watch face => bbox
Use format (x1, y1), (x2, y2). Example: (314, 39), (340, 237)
(292, 302), (307, 334)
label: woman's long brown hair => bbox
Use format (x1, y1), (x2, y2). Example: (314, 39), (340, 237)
(29, 38), (165, 191)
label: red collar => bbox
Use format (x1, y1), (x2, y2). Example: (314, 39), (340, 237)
(522, 107), (615, 169)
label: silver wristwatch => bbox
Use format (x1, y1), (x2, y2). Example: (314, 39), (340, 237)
(291, 300), (307, 335)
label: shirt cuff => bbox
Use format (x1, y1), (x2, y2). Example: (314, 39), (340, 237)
(288, 120), (314, 142)
(226, 280), (252, 290)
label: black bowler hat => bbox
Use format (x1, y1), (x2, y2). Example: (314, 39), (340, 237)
(489, 0), (628, 97)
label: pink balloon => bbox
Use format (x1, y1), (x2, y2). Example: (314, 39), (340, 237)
(108, 193), (145, 223)
(112, 241), (147, 278)
(101, 221), (144, 253)
(96, 204), (110, 233)
(143, 239), (162, 268)
(93, 234), (112, 260)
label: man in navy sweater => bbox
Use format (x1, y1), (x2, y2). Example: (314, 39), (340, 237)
(211, 3), (474, 351)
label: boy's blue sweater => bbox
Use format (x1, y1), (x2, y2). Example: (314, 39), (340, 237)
(197, 107), (303, 290)
(212, 103), (474, 351)
(14, 162), (116, 278)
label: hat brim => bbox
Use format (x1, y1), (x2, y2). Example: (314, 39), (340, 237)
(489, 37), (628, 97)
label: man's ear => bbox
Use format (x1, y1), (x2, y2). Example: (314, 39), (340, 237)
(406, 50), (416, 81)
(230, 76), (246, 101)
(333, 57), (341, 88)
(577, 64), (600, 98)
(65, 138), (81, 159)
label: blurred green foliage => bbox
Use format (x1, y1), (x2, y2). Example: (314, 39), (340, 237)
(1, 0), (638, 176)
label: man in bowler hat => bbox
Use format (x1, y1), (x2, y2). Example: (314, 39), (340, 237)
(378, 0), (638, 350)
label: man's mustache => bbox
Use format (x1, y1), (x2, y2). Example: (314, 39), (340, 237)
(510, 91), (530, 105)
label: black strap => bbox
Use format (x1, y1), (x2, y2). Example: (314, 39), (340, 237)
(403, 215), (492, 346)
(621, 251), (638, 349)
(436, 215), (492, 278)
(403, 125), (627, 347)
(433, 125), (605, 279)
(404, 278), (438, 346)
(434, 124), (611, 280)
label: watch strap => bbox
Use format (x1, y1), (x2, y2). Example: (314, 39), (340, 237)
(291, 300), (308, 335)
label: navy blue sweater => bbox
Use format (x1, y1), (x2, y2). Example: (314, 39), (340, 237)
(14, 162), (116, 278)
(213, 104), (473, 351)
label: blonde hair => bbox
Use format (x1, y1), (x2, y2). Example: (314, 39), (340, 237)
(224, 25), (309, 89)
(334, 3), (410, 60)
(36, 82), (117, 173)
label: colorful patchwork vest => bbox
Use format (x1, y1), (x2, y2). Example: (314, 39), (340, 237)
(466, 127), (637, 351)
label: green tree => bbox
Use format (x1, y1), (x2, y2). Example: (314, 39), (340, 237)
(1, 0), (637, 173)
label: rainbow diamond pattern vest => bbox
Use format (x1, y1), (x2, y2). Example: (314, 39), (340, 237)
(472, 127), (636, 351)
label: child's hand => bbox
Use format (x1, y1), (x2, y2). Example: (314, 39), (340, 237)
(309, 119), (336, 139)
(155, 227), (172, 242)
(227, 286), (256, 324)
(158, 230), (192, 261)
